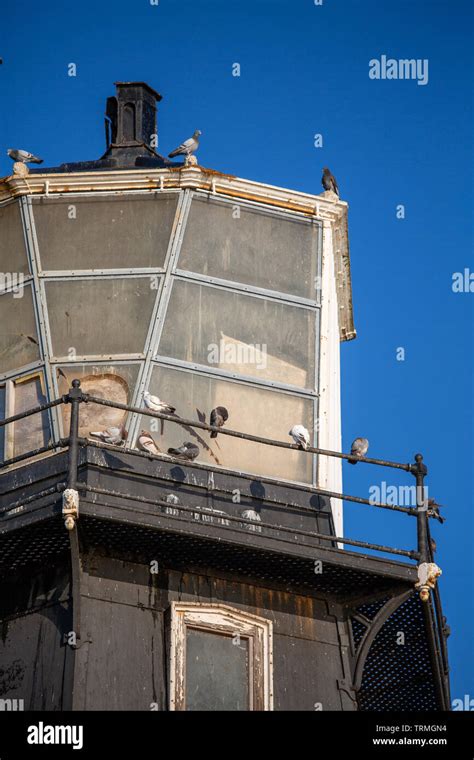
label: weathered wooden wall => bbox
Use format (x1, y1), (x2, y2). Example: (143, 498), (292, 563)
(0, 549), (357, 711)
(0, 562), (72, 710)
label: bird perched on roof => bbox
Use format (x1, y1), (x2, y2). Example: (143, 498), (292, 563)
(168, 130), (201, 160)
(289, 425), (311, 450)
(7, 148), (43, 164)
(137, 430), (161, 456)
(168, 441), (200, 461)
(143, 391), (176, 415)
(89, 425), (127, 446)
(210, 406), (228, 438)
(348, 437), (369, 464)
(321, 167), (339, 196)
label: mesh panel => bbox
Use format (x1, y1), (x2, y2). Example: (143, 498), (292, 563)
(357, 594), (438, 711)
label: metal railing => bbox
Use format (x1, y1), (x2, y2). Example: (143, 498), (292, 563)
(0, 379), (443, 566)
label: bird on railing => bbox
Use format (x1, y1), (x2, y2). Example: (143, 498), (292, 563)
(167, 442), (200, 461)
(89, 425), (127, 446)
(289, 425), (310, 450)
(348, 437), (369, 464)
(143, 391), (176, 435)
(210, 406), (229, 438)
(143, 391), (176, 415)
(427, 498), (445, 524)
(137, 430), (161, 456)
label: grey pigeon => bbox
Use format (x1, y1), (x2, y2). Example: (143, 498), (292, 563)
(289, 424), (311, 450)
(167, 441), (200, 461)
(322, 167), (339, 196)
(90, 425), (127, 446)
(168, 130), (201, 159)
(137, 430), (161, 456)
(442, 616), (451, 638)
(210, 406), (228, 438)
(7, 148), (43, 164)
(348, 437), (369, 464)
(427, 498), (445, 524)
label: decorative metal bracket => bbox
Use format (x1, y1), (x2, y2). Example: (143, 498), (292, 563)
(62, 488), (79, 531)
(415, 562), (442, 602)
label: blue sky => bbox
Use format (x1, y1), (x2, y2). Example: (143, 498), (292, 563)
(1, 0), (472, 704)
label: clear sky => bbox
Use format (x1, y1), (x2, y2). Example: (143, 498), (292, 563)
(1, 0), (472, 705)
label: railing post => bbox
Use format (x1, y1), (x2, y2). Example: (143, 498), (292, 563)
(63, 379), (83, 531)
(411, 453), (442, 602)
(413, 453), (429, 564)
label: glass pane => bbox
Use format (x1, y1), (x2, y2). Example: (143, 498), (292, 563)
(142, 365), (313, 483)
(56, 364), (140, 439)
(0, 385), (5, 458)
(159, 280), (316, 388)
(0, 201), (29, 275)
(186, 629), (249, 711)
(178, 196), (320, 299)
(13, 374), (50, 457)
(0, 285), (40, 373)
(33, 194), (178, 270)
(45, 277), (159, 357)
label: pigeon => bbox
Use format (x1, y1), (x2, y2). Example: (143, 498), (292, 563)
(427, 498), (445, 524)
(321, 167), (339, 196)
(168, 130), (202, 159)
(167, 441), (200, 461)
(143, 391), (176, 415)
(289, 425), (311, 450)
(210, 406), (229, 438)
(348, 437), (369, 464)
(137, 430), (161, 456)
(7, 148), (43, 164)
(442, 616), (451, 638)
(90, 425), (127, 445)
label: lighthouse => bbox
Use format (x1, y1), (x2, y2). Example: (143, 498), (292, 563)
(0, 82), (449, 711)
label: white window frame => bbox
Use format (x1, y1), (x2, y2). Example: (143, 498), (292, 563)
(169, 602), (273, 711)
(3, 372), (47, 460)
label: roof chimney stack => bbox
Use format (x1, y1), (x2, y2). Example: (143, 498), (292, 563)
(102, 81), (168, 167)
